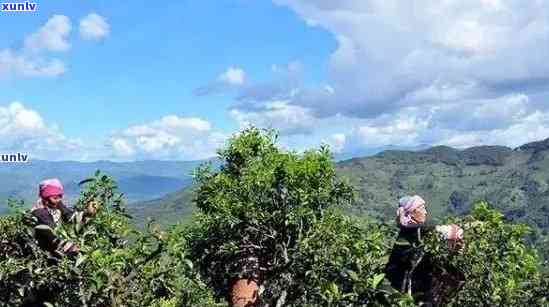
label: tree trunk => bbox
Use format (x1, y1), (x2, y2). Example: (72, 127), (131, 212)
(230, 278), (259, 307)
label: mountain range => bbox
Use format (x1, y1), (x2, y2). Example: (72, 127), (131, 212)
(131, 138), (549, 247)
(4, 139), (549, 246)
(0, 159), (209, 214)
(0, 146), (420, 215)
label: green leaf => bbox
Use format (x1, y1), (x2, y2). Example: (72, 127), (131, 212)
(75, 255), (88, 268)
(372, 273), (385, 289)
(347, 269), (359, 281)
(184, 259), (194, 270)
(78, 178), (96, 186)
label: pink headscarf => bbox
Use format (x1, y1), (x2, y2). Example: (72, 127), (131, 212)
(32, 178), (64, 212)
(396, 195), (426, 228)
(31, 178), (64, 224)
(38, 178), (64, 199)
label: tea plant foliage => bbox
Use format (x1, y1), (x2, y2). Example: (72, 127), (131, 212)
(0, 172), (219, 307)
(0, 127), (547, 306)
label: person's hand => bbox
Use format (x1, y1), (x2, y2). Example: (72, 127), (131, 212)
(71, 244), (80, 253)
(84, 201), (98, 217)
(435, 224), (463, 240)
(62, 241), (79, 254)
(448, 239), (465, 252)
(435, 224), (464, 251)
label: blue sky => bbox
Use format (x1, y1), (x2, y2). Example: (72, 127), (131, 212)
(2, 0), (549, 161)
(0, 1), (333, 137)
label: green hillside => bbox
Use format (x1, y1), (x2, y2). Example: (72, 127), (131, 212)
(129, 186), (197, 228)
(132, 139), (549, 240)
(340, 142), (549, 232)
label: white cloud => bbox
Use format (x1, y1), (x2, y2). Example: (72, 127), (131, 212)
(24, 15), (71, 53)
(195, 66), (248, 95)
(230, 100), (316, 135)
(0, 102), (85, 160)
(324, 133), (346, 153)
(108, 115), (227, 160)
(487, 111), (549, 148)
(111, 138), (135, 157)
(1, 13), (107, 79)
(9, 103), (43, 129)
(266, 0), (549, 112)
(480, 0), (505, 11)
(430, 93), (531, 131)
(185, 0), (548, 152)
(333, 92), (549, 152)
(0, 50), (65, 78)
(0, 15), (73, 79)
(270, 0), (549, 118)
(345, 113), (426, 149)
(219, 67), (246, 86)
(432, 111), (549, 148)
(0, 102), (44, 132)
(79, 13), (110, 40)
(188, 2), (549, 155)
(0, 103), (230, 162)
(156, 115), (212, 132)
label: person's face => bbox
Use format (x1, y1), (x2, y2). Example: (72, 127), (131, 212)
(46, 195), (63, 208)
(411, 205), (427, 224)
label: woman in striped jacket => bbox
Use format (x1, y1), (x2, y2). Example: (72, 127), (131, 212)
(31, 178), (97, 256)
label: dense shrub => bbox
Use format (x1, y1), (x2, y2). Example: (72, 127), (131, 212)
(0, 172), (218, 307)
(186, 128), (412, 305)
(1, 128), (547, 306)
(424, 202), (548, 306)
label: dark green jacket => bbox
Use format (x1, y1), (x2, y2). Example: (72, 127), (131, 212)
(385, 226), (434, 295)
(384, 225), (465, 306)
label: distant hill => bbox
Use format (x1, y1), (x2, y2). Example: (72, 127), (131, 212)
(2, 146), (407, 216)
(129, 186), (197, 228)
(0, 159), (213, 214)
(132, 139), (549, 239)
(333, 144), (430, 161)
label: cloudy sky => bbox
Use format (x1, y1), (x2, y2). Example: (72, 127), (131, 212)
(1, 0), (549, 161)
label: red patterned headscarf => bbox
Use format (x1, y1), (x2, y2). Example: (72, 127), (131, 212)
(396, 195), (426, 228)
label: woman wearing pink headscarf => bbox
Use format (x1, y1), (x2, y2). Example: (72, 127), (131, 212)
(384, 195), (464, 306)
(32, 178), (97, 256)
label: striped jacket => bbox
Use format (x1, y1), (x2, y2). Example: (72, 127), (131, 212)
(31, 201), (78, 255)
